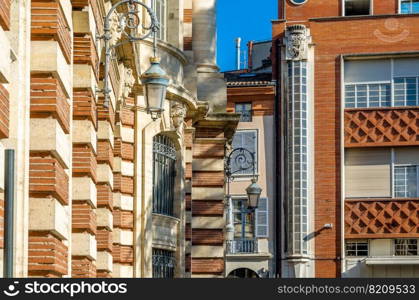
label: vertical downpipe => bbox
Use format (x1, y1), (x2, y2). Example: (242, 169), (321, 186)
(4, 149), (15, 278)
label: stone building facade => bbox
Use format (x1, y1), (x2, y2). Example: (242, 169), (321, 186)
(0, 0), (238, 278)
(224, 42), (277, 278)
(274, 0), (419, 278)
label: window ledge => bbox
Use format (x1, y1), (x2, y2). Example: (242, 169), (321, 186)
(365, 256), (419, 265)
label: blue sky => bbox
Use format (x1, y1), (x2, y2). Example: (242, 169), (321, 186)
(216, 0), (278, 71)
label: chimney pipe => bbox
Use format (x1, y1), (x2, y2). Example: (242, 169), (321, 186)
(235, 37), (241, 70)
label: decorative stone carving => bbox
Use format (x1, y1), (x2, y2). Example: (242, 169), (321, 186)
(170, 102), (187, 131)
(109, 12), (124, 46)
(285, 24), (310, 61)
(122, 67), (135, 99)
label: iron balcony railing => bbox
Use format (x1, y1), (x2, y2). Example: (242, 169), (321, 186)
(227, 239), (258, 254)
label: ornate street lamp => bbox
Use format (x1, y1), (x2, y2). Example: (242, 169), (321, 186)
(225, 147), (261, 241)
(140, 57), (169, 120)
(98, 0), (169, 119)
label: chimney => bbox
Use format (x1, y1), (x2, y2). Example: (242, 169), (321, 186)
(235, 37), (241, 70)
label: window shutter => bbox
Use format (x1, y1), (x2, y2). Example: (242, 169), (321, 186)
(231, 130), (257, 175)
(255, 197), (268, 237)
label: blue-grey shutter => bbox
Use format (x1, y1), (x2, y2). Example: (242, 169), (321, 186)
(231, 130), (257, 175)
(255, 197), (268, 237)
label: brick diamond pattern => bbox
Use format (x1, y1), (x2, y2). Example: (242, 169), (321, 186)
(345, 200), (419, 238)
(345, 108), (419, 147)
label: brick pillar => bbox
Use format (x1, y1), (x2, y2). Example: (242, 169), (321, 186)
(70, 0), (101, 277)
(95, 97), (116, 277)
(112, 97), (135, 277)
(28, 0), (73, 276)
(191, 126), (227, 278)
(184, 120), (194, 277)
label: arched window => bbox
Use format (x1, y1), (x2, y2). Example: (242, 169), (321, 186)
(153, 134), (176, 216)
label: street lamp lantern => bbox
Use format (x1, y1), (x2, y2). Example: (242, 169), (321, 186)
(246, 178), (262, 210)
(141, 57), (170, 121)
(99, 0), (168, 121)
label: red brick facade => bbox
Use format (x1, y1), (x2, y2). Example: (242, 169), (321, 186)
(273, 0), (419, 277)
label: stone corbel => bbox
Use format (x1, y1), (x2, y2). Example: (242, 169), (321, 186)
(120, 67), (136, 109)
(170, 102), (187, 133)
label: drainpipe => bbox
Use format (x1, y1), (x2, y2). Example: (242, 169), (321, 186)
(4, 149), (15, 278)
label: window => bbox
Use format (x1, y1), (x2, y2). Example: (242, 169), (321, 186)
(394, 165), (419, 198)
(152, 0), (167, 41)
(394, 77), (418, 106)
(344, 58), (419, 108)
(233, 199), (255, 240)
(235, 102), (252, 122)
(153, 135), (176, 216)
(400, 0), (419, 14)
(344, 0), (371, 16)
(345, 240), (369, 256)
(345, 84), (391, 108)
(394, 239), (418, 256)
(231, 130), (258, 176)
(287, 61), (308, 255)
(152, 248), (175, 278)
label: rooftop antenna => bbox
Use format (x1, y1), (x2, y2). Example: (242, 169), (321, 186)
(235, 37), (241, 70)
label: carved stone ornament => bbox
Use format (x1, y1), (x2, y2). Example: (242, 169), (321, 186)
(170, 102), (187, 131)
(285, 24), (309, 61)
(109, 12), (124, 46)
(122, 67), (136, 99)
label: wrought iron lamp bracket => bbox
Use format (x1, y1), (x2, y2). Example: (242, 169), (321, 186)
(97, 0), (159, 108)
(225, 147), (257, 182)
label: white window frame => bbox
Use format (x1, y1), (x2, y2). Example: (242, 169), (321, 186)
(231, 129), (259, 178)
(399, 0), (419, 14)
(392, 164), (419, 198)
(342, 0), (373, 16)
(344, 58), (419, 108)
(152, 0), (167, 41)
(345, 239), (369, 257)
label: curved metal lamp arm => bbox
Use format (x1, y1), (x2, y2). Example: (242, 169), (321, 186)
(225, 147), (257, 180)
(99, 0), (159, 108)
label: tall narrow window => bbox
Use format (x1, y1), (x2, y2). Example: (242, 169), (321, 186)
(152, 0), (167, 41)
(232, 130), (258, 176)
(400, 0), (419, 14)
(394, 165), (419, 198)
(152, 248), (175, 278)
(153, 135), (176, 216)
(227, 199), (257, 254)
(235, 102), (253, 122)
(344, 0), (371, 16)
(287, 60), (308, 255)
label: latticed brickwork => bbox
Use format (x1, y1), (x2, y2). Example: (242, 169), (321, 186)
(345, 108), (419, 147)
(345, 199), (419, 238)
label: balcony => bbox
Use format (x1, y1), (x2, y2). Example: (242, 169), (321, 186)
(227, 239), (258, 254)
